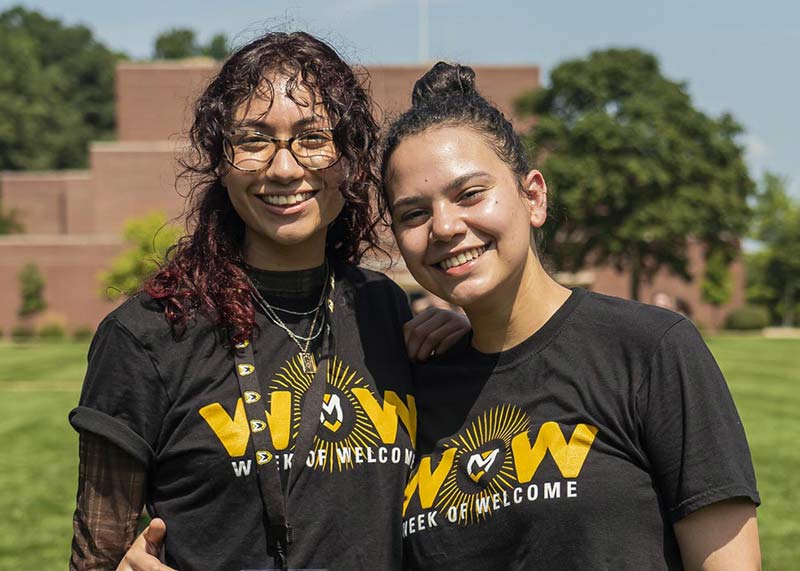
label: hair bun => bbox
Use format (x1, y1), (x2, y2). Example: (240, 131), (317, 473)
(411, 61), (477, 106)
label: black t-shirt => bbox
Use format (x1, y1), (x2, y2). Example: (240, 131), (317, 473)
(403, 288), (759, 570)
(70, 263), (416, 571)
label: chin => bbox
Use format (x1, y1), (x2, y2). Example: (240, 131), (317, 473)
(429, 280), (493, 310)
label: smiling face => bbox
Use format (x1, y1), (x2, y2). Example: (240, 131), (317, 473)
(222, 75), (345, 269)
(386, 126), (547, 310)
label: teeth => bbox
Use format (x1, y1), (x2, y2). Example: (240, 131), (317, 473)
(439, 246), (487, 270)
(260, 192), (314, 206)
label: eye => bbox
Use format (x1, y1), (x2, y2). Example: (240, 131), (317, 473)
(397, 208), (430, 226)
(296, 130), (334, 149)
(457, 187), (486, 204)
(233, 133), (271, 150)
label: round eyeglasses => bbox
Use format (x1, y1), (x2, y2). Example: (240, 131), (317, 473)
(222, 127), (341, 172)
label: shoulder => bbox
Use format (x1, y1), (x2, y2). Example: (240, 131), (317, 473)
(575, 290), (687, 348)
(338, 262), (400, 287)
(97, 292), (215, 351)
(337, 262), (407, 300)
(335, 262), (412, 325)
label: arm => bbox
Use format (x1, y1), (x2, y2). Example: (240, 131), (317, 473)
(638, 319), (761, 570)
(70, 432), (147, 571)
(403, 306), (470, 362)
(674, 498), (760, 570)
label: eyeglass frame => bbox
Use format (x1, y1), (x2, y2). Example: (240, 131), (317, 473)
(221, 126), (342, 173)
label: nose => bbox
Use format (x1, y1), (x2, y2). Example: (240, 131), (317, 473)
(263, 146), (305, 184)
(430, 201), (467, 243)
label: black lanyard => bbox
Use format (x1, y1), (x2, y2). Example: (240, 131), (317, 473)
(232, 268), (337, 568)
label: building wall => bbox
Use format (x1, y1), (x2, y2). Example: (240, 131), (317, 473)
(0, 237), (124, 333)
(89, 142), (189, 233)
(367, 65), (539, 124)
(0, 171), (91, 234)
(0, 59), (743, 334)
(590, 241), (746, 329)
(116, 60), (219, 142)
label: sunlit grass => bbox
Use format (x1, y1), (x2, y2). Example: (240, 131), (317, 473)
(0, 339), (796, 569)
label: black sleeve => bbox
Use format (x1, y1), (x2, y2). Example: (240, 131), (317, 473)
(636, 319), (760, 523)
(69, 316), (170, 465)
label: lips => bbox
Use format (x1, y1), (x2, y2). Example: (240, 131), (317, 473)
(256, 191), (317, 206)
(436, 244), (489, 270)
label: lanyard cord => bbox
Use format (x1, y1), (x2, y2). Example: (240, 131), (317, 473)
(231, 264), (337, 569)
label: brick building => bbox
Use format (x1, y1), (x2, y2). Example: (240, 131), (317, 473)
(0, 59), (743, 335)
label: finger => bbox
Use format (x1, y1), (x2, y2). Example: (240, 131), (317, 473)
(403, 307), (437, 344)
(416, 312), (471, 361)
(433, 327), (469, 355)
(403, 308), (439, 360)
(414, 322), (457, 362)
(116, 539), (177, 571)
(143, 518), (167, 555)
(116, 519), (176, 571)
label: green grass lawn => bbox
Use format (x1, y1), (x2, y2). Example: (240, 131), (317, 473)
(0, 338), (797, 569)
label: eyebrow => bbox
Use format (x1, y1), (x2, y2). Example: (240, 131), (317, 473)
(390, 170), (494, 211)
(236, 116), (328, 132)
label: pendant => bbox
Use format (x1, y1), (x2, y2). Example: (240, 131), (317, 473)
(300, 352), (317, 374)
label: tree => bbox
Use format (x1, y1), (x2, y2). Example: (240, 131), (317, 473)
(154, 28), (198, 59)
(746, 173), (800, 326)
(517, 48), (754, 300)
(100, 212), (182, 300)
(203, 33), (230, 60)
(0, 6), (124, 170)
(18, 262), (46, 318)
(154, 28), (229, 60)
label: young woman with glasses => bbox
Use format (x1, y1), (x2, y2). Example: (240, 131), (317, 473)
(378, 62), (761, 570)
(69, 33), (466, 571)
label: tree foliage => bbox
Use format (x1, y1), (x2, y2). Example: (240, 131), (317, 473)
(18, 262), (46, 318)
(153, 28), (229, 60)
(517, 48), (754, 300)
(746, 173), (800, 326)
(100, 212), (182, 300)
(0, 6), (124, 170)
(0, 200), (23, 234)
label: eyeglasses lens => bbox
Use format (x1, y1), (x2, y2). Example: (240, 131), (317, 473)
(225, 131), (338, 171)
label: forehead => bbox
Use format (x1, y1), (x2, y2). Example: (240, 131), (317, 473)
(231, 74), (329, 125)
(387, 126), (511, 191)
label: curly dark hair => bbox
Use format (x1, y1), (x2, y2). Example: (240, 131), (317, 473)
(145, 31), (381, 344)
(378, 61), (532, 227)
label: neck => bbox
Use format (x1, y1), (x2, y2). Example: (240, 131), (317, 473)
(464, 253), (571, 354)
(243, 230), (327, 271)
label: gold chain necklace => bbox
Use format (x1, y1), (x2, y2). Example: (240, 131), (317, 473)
(248, 265), (332, 374)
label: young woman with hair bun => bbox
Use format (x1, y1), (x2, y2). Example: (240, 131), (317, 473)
(380, 61), (761, 570)
(69, 34), (467, 571)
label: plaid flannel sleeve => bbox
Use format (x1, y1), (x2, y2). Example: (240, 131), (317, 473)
(70, 431), (147, 571)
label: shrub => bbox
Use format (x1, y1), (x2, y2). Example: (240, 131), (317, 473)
(38, 322), (66, 341)
(72, 325), (94, 342)
(100, 212), (182, 300)
(18, 263), (47, 318)
(725, 305), (769, 331)
(11, 324), (36, 342)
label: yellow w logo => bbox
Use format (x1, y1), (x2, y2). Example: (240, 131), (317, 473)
(511, 422), (598, 482)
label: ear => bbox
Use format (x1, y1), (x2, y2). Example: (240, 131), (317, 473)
(523, 169), (547, 228)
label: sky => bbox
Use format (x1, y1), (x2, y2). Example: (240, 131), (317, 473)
(4, 0), (799, 196)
